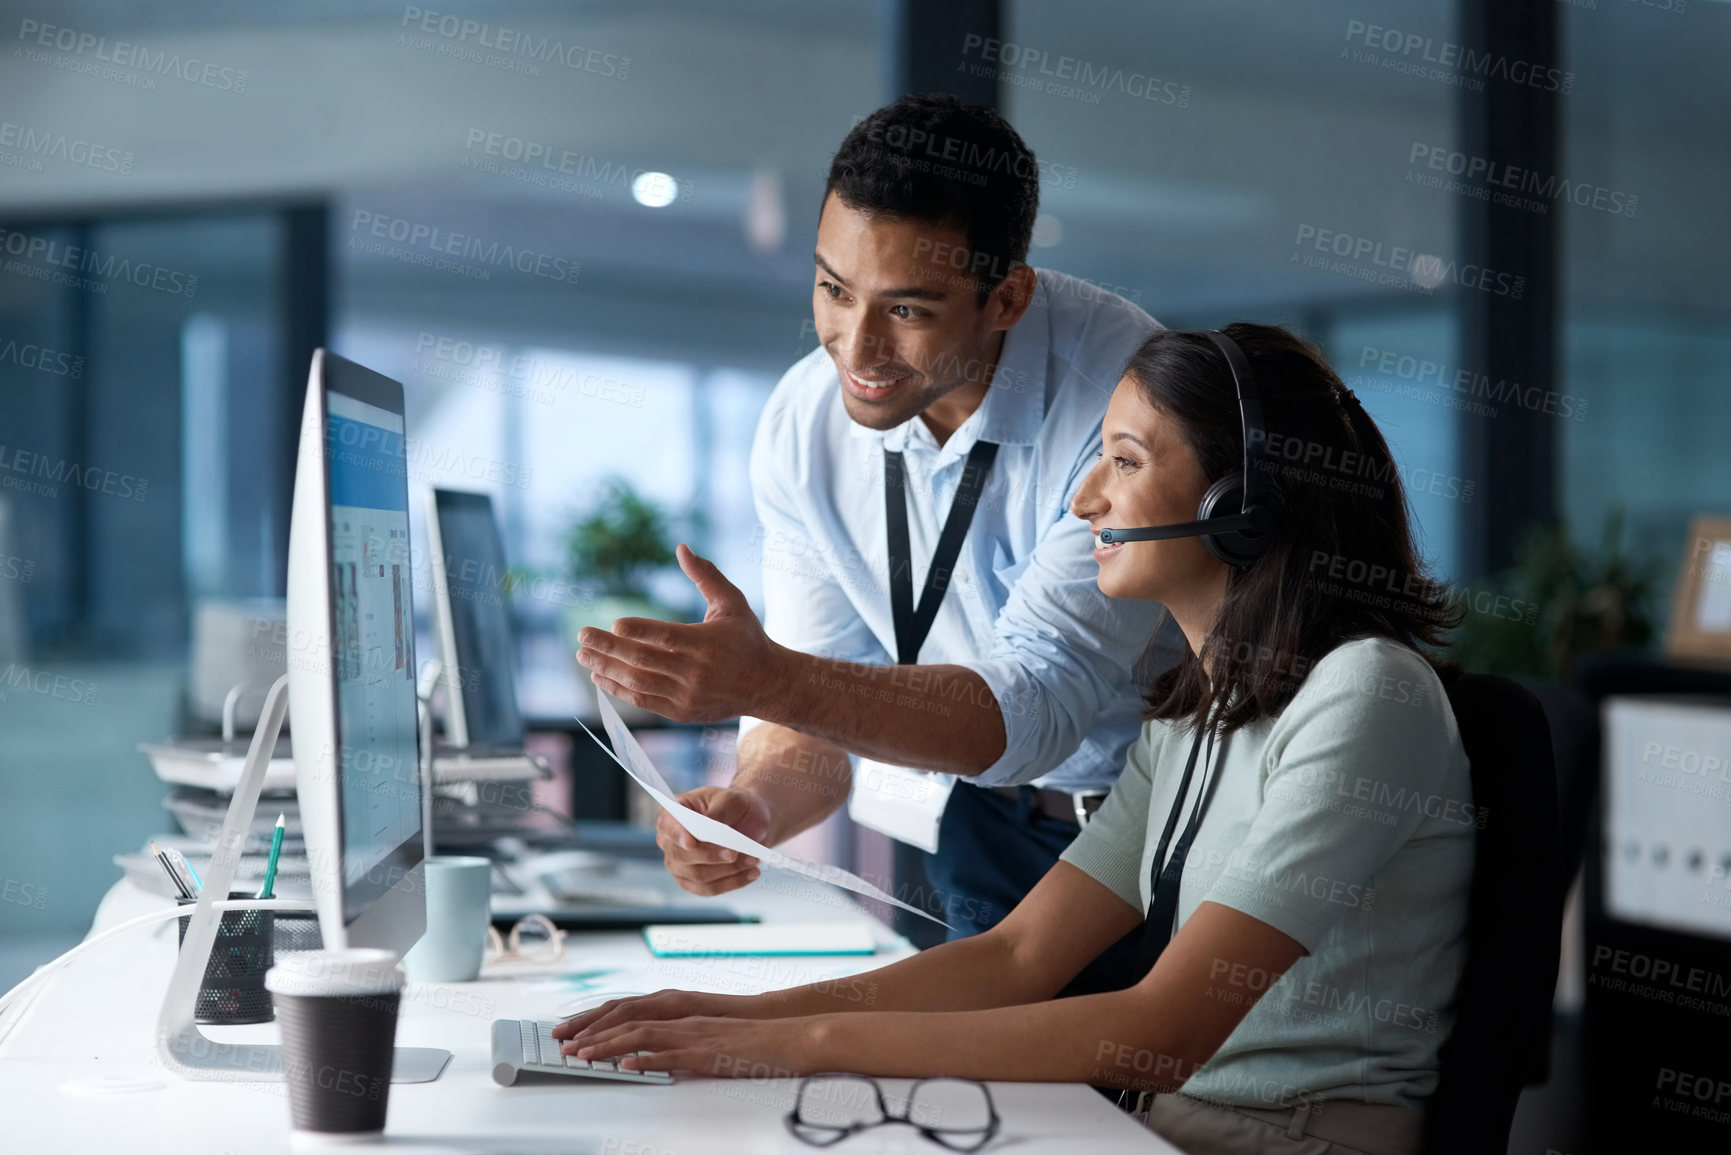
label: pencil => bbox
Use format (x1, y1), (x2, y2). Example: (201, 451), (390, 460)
(259, 814), (286, 900)
(151, 840), (193, 900)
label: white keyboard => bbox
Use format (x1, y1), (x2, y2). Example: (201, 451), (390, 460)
(490, 1019), (674, 1087)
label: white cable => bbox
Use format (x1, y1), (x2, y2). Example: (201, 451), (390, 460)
(0, 898), (315, 1020)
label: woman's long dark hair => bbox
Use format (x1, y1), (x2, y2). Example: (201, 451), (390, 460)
(1132, 323), (1461, 736)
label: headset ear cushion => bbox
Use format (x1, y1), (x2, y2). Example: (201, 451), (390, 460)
(1198, 472), (1275, 568)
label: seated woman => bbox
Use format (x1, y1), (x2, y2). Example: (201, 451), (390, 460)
(554, 323), (1472, 1155)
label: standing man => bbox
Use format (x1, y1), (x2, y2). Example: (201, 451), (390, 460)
(576, 93), (1165, 992)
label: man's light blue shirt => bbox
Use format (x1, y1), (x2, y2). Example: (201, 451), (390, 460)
(743, 269), (1164, 791)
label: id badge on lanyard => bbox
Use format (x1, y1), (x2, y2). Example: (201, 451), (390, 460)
(848, 760), (954, 854)
(847, 440), (997, 854)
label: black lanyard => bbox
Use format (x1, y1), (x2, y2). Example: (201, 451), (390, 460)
(883, 440), (999, 666)
(1134, 724), (1222, 976)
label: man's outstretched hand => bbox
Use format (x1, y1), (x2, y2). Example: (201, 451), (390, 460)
(577, 544), (797, 723)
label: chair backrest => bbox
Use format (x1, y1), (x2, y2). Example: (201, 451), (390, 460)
(1423, 672), (1564, 1155)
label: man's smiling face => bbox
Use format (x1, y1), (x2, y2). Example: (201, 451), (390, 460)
(812, 192), (1017, 432)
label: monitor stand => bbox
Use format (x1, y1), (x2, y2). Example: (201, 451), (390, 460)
(155, 672), (452, 1083)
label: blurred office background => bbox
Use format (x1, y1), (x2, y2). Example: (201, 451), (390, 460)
(1, 2), (1728, 1146)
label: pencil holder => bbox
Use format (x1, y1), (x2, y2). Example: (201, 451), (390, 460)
(176, 891), (276, 1025)
(272, 909), (324, 954)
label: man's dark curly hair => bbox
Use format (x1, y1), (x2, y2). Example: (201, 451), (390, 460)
(825, 93), (1040, 305)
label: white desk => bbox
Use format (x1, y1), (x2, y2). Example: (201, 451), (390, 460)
(0, 874), (1166, 1154)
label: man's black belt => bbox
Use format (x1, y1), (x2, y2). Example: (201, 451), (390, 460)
(986, 784), (1109, 827)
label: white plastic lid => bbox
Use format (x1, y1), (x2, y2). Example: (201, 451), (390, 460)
(265, 948), (404, 998)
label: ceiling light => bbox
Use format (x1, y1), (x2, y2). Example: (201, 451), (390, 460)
(632, 172), (678, 207)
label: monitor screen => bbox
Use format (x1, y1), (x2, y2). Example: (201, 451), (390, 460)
(433, 489), (524, 750)
(324, 388), (423, 918)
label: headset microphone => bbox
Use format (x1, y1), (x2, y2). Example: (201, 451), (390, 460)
(1095, 329), (1282, 568)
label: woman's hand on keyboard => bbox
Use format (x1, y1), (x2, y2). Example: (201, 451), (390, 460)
(552, 989), (762, 1045)
(559, 1014), (823, 1078)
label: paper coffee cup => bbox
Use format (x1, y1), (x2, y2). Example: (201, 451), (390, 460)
(266, 949), (404, 1142)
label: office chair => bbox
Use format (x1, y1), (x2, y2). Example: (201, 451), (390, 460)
(1522, 680), (1597, 886)
(1422, 671), (1564, 1155)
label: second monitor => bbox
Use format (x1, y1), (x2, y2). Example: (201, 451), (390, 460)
(426, 488), (526, 753)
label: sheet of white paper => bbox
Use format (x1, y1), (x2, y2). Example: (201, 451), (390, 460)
(581, 692), (952, 930)
(589, 693), (678, 798)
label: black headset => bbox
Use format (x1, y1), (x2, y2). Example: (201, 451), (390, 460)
(1096, 329), (1282, 568)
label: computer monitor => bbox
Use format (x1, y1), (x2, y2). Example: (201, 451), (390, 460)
(425, 488), (525, 751)
(287, 349), (426, 955)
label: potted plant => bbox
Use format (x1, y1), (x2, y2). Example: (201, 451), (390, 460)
(1449, 508), (1663, 684)
(560, 478), (701, 710)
